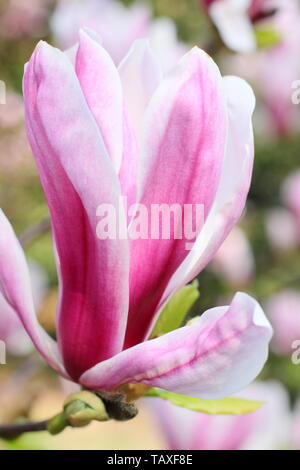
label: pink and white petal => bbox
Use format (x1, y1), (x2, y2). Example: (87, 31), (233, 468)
(209, 0), (256, 53)
(0, 290), (33, 356)
(125, 47), (228, 348)
(76, 30), (123, 172)
(118, 39), (162, 143)
(64, 44), (78, 66)
(118, 39), (161, 209)
(80, 293), (272, 398)
(0, 210), (67, 376)
(118, 108), (139, 211)
(23, 41), (129, 380)
(154, 76), (255, 337)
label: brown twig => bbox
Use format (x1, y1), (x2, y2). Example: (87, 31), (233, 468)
(0, 419), (49, 439)
(19, 217), (51, 248)
(0, 390), (139, 439)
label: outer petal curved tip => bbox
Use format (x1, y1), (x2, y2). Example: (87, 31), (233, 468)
(0, 210), (67, 377)
(76, 28), (123, 171)
(80, 292), (272, 398)
(223, 75), (255, 117)
(118, 38), (162, 142)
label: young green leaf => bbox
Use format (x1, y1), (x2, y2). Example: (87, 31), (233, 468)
(255, 28), (281, 49)
(150, 280), (200, 337)
(145, 388), (263, 415)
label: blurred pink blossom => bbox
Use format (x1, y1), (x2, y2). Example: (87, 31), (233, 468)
(51, 0), (187, 69)
(265, 207), (298, 251)
(265, 170), (300, 251)
(252, 0), (300, 136)
(282, 169), (300, 237)
(147, 380), (291, 450)
(0, 91), (23, 128)
(211, 226), (255, 286)
(202, 0), (278, 53)
(0, 0), (53, 39)
(266, 290), (300, 356)
(226, 0), (300, 136)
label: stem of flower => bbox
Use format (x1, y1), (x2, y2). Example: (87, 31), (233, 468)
(0, 391), (139, 439)
(0, 419), (49, 439)
(19, 217), (51, 248)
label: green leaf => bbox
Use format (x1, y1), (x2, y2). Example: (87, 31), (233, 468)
(150, 280), (200, 337)
(146, 388), (263, 415)
(255, 28), (281, 49)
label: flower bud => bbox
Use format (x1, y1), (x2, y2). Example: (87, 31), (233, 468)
(63, 391), (109, 427)
(47, 412), (68, 435)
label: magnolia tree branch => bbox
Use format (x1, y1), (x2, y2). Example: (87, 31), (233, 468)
(19, 217), (51, 248)
(0, 420), (49, 439)
(0, 391), (139, 439)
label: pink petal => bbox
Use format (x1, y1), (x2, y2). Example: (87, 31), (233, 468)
(125, 47), (228, 348)
(75, 30), (123, 172)
(118, 39), (162, 211)
(118, 108), (138, 211)
(80, 292), (272, 398)
(23, 41), (129, 380)
(118, 39), (162, 143)
(0, 210), (66, 375)
(157, 76), (255, 333)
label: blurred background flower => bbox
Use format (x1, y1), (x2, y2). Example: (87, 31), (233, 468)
(0, 0), (53, 39)
(266, 291), (300, 356)
(51, 0), (187, 69)
(224, 0), (300, 137)
(146, 381), (291, 450)
(211, 226), (255, 287)
(265, 208), (298, 252)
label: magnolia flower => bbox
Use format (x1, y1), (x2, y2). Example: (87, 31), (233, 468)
(211, 226), (255, 286)
(202, 0), (278, 53)
(0, 32), (272, 397)
(225, 0), (300, 136)
(147, 380), (291, 450)
(51, 0), (187, 69)
(250, 0), (300, 136)
(266, 291), (300, 356)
